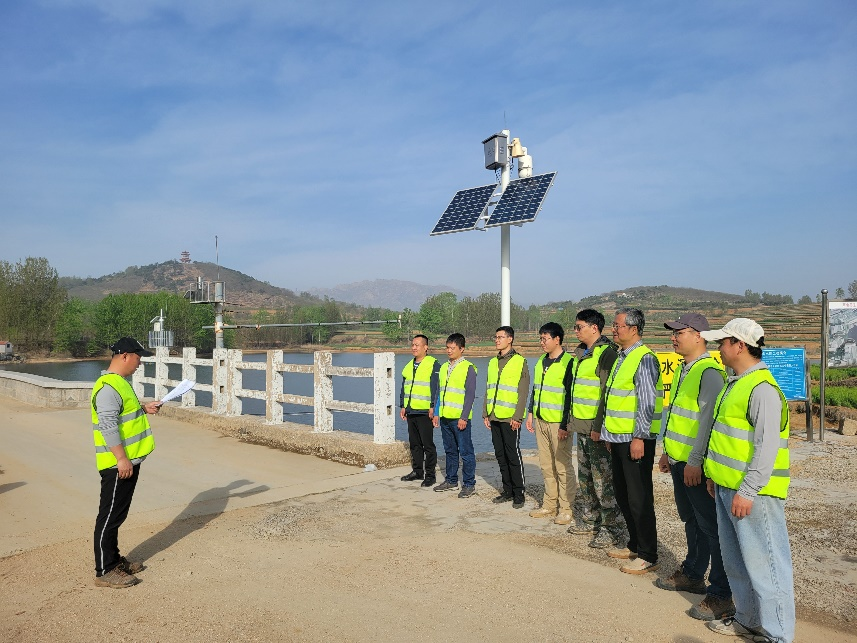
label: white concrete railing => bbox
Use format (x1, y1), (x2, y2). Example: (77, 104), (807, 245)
(132, 347), (396, 444)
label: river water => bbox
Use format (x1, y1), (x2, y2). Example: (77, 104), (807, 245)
(1, 353), (543, 454)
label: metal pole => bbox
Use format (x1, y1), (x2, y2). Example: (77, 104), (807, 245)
(215, 301), (224, 350)
(819, 289), (828, 441)
(500, 129), (511, 326)
(804, 347), (813, 442)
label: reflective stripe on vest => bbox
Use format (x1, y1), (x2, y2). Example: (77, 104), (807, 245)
(604, 345), (664, 435)
(91, 374), (155, 471)
(439, 360), (476, 419)
(402, 356), (437, 410)
(533, 352), (572, 422)
(486, 353), (525, 420)
(703, 369), (790, 499)
(570, 344), (609, 421)
(662, 357), (726, 462)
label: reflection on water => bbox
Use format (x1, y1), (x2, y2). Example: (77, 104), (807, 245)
(1, 353), (542, 453)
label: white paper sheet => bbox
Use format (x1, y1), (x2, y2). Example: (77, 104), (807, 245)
(158, 379), (196, 405)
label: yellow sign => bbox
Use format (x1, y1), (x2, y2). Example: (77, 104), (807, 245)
(656, 351), (723, 406)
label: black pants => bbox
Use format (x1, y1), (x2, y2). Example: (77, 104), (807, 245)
(611, 440), (658, 563)
(94, 464), (140, 576)
(490, 420), (525, 500)
(407, 414), (437, 481)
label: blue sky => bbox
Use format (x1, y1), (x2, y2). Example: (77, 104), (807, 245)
(1, 0), (855, 306)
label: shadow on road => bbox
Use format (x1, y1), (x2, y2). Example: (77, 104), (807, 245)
(0, 481), (26, 494)
(127, 479), (269, 562)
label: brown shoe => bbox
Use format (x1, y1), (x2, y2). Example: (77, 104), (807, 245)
(529, 507), (557, 519)
(689, 594), (736, 621)
(607, 547), (637, 560)
(553, 512), (573, 525)
(655, 568), (706, 594)
(94, 566), (140, 589)
(117, 556), (146, 575)
(621, 558), (659, 575)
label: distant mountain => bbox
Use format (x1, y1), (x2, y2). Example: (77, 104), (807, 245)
(59, 261), (326, 309)
(309, 279), (472, 311)
(548, 285), (746, 310)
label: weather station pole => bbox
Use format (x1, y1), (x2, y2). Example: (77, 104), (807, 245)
(499, 130), (512, 326)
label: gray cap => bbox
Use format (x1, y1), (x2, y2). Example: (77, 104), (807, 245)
(664, 313), (710, 332)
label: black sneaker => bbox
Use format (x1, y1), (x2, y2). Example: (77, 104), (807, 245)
(458, 486), (476, 498)
(492, 494), (513, 503)
(401, 471), (424, 481)
(512, 498), (525, 509)
(420, 479), (436, 488)
(434, 481), (458, 492)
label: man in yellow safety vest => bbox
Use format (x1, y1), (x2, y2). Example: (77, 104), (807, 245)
(399, 334), (440, 486)
(91, 337), (161, 589)
(600, 308), (662, 575)
(526, 322), (576, 525)
(483, 326), (530, 509)
(656, 313), (734, 622)
(700, 319), (794, 643)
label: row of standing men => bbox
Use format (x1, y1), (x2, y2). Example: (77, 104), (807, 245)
(398, 308), (794, 643)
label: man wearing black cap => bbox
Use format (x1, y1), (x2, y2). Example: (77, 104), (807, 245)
(91, 337), (160, 588)
(656, 314), (734, 622)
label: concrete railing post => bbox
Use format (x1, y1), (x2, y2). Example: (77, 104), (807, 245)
(154, 347), (169, 402)
(212, 348), (228, 414)
(314, 351), (333, 433)
(267, 350), (283, 424)
(227, 349), (243, 416)
(373, 352), (396, 444)
(181, 347), (197, 408)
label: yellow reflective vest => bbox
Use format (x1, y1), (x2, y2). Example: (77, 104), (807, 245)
(402, 356), (437, 411)
(604, 345), (664, 435)
(439, 360), (476, 420)
(91, 373), (155, 471)
(704, 369), (790, 499)
(486, 353), (526, 420)
(532, 352), (572, 423)
(663, 356), (726, 463)
(570, 344), (610, 421)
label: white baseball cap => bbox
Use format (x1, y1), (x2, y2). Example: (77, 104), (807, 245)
(700, 318), (765, 348)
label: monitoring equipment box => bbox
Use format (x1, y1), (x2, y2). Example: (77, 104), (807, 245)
(482, 132), (509, 170)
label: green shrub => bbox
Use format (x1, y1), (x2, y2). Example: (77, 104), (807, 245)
(809, 366), (857, 382)
(811, 386), (857, 409)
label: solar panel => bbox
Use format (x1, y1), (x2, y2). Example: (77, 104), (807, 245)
(430, 183), (497, 236)
(484, 172), (557, 228)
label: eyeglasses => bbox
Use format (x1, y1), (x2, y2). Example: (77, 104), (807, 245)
(539, 336), (554, 343)
(611, 323), (629, 330)
(493, 335), (509, 341)
(573, 324), (589, 332)
(671, 329), (694, 338)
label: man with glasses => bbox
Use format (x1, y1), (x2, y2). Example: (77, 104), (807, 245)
(566, 309), (625, 549)
(601, 308), (663, 574)
(656, 314), (734, 622)
(526, 322), (576, 524)
(483, 326), (530, 508)
(700, 319), (794, 643)
(399, 335), (440, 486)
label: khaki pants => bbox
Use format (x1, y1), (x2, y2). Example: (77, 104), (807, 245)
(535, 417), (577, 512)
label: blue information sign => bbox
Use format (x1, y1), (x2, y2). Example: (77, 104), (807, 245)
(762, 348), (807, 401)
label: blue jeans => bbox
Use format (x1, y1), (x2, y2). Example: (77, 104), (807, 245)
(439, 418), (476, 487)
(715, 485), (795, 643)
(670, 462), (730, 599)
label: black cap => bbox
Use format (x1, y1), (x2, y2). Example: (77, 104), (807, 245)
(663, 313), (710, 332)
(110, 337), (154, 357)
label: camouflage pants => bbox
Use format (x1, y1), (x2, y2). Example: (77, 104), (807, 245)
(573, 433), (626, 538)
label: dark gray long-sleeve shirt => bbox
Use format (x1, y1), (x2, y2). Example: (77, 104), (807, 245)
(437, 359), (477, 421)
(399, 357), (440, 416)
(482, 348), (530, 422)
